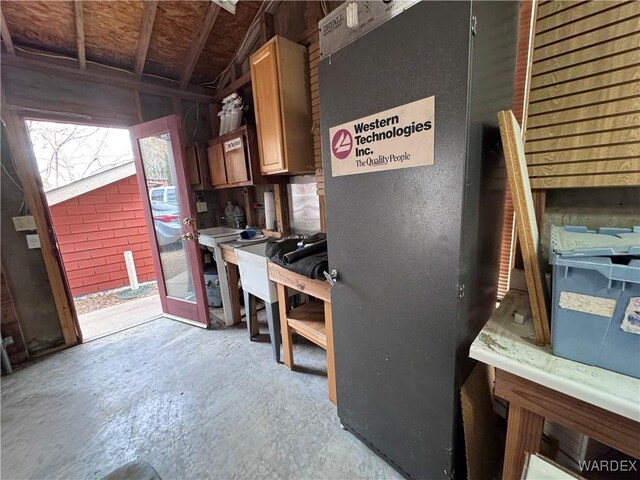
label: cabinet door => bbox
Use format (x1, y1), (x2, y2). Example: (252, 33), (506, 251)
(185, 145), (201, 185)
(207, 143), (227, 186)
(223, 135), (249, 184)
(251, 42), (286, 174)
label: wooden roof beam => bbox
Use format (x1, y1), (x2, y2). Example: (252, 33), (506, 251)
(74, 0), (86, 69)
(0, 6), (15, 55)
(1, 51), (214, 102)
(133, 0), (158, 79)
(180, 3), (221, 89)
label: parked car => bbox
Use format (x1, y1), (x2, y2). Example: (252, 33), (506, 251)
(149, 187), (181, 246)
(149, 186), (177, 204)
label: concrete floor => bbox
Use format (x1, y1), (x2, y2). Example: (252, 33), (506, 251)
(78, 295), (163, 341)
(1, 318), (401, 480)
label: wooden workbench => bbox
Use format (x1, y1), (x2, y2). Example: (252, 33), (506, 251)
(267, 262), (335, 404)
(470, 290), (640, 479)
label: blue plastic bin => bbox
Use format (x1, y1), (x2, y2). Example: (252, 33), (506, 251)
(549, 226), (640, 379)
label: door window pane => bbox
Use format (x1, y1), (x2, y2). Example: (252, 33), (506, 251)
(138, 133), (194, 302)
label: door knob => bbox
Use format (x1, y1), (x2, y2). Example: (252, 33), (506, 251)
(182, 217), (195, 226)
(323, 269), (339, 286)
(181, 232), (195, 241)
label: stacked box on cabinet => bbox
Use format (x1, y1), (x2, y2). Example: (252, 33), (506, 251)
(549, 226), (640, 378)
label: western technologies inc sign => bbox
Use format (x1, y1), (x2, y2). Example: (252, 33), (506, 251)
(329, 96), (435, 177)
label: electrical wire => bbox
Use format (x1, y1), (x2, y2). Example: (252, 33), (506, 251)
(200, 0), (275, 89)
(1, 161), (24, 192)
(192, 101), (200, 143)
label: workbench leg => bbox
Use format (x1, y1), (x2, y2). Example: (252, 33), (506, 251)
(244, 290), (259, 339)
(227, 263), (242, 325)
(266, 301), (281, 363)
(277, 283), (294, 368)
(503, 403), (544, 480)
(324, 301), (336, 405)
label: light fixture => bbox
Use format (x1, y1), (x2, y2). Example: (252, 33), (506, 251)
(212, 0), (239, 15)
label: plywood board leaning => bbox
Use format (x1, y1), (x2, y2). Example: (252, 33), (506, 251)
(460, 363), (500, 480)
(498, 110), (551, 344)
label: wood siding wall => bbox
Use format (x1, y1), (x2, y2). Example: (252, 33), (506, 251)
(49, 175), (155, 297)
(525, 0), (640, 188)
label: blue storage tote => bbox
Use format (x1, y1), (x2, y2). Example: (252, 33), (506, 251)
(549, 226), (640, 379)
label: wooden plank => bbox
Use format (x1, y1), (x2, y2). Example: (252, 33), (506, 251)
(533, 16), (640, 63)
(498, 110), (551, 344)
(213, 71), (251, 103)
(273, 182), (290, 235)
(0, 6), (15, 55)
(267, 262), (331, 303)
(502, 403), (545, 480)
(526, 128), (640, 152)
(529, 65), (640, 103)
(277, 283), (294, 368)
(536, 0), (625, 33)
(495, 369), (640, 460)
(220, 245), (238, 265)
(0, 53), (214, 102)
(0, 87), (79, 346)
(180, 3), (221, 89)
(532, 35), (640, 78)
(534, 2), (640, 48)
(527, 143), (639, 165)
(528, 98), (640, 128)
(133, 0), (158, 79)
(537, 1), (586, 19)
(528, 158), (640, 177)
(288, 300), (326, 348)
(74, 0), (86, 70)
(526, 112), (640, 140)
(530, 172), (640, 188)
(528, 82), (640, 116)
(325, 300), (336, 404)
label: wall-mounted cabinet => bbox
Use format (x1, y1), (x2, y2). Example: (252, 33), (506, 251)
(250, 36), (314, 175)
(206, 125), (264, 189)
(186, 144), (209, 190)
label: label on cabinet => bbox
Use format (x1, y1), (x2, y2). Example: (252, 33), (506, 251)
(329, 96), (435, 177)
(224, 137), (243, 152)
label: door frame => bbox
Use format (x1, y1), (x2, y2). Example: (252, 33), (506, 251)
(130, 114), (210, 327)
(1, 109), (80, 344)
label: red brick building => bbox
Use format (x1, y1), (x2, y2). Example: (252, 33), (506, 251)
(47, 163), (156, 297)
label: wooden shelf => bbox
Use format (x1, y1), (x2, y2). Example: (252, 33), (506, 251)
(287, 299), (326, 349)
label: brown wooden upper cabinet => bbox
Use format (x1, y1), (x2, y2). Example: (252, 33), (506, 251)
(206, 125), (264, 189)
(250, 36), (314, 175)
(185, 144), (209, 190)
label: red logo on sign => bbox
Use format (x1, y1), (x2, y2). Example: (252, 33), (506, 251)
(331, 129), (353, 160)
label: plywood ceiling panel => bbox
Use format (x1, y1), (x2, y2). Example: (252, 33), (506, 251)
(145, 0), (209, 81)
(1, 0), (263, 87)
(83, 0), (144, 70)
(2, 0), (76, 58)
(191, 1), (262, 85)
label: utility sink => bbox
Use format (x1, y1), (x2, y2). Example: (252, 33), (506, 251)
(236, 242), (277, 303)
(198, 227), (243, 248)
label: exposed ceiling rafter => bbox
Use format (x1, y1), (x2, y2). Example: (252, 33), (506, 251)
(1, 51), (214, 102)
(74, 0), (86, 69)
(133, 0), (158, 79)
(180, 3), (221, 89)
(0, 6), (15, 55)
